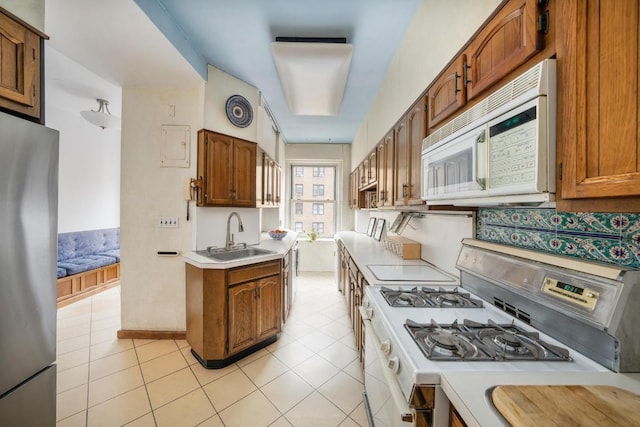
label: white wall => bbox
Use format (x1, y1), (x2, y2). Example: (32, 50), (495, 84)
(1, 0), (44, 31)
(45, 46), (121, 233)
(351, 0), (502, 167)
(204, 65), (260, 141)
(120, 85), (204, 332)
(361, 211), (474, 276)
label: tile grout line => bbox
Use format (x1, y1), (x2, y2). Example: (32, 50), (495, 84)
(130, 335), (159, 426)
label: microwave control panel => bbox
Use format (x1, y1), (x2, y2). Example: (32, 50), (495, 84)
(488, 106), (538, 189)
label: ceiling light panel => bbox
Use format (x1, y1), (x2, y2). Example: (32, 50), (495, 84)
(271, 41), (353, 116)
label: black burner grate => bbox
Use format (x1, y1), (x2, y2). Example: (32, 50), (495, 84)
(404, 318), (572, 362)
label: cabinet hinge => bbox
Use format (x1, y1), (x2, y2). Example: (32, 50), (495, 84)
(538, 10), (550, 34)
(559, 162), (563, 180)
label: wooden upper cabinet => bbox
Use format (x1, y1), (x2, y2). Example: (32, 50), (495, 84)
(558, 0), (640, 207)
(407, 97), (427, 206)
(428, 56), (467, 130)
(0, 8), (46, 121)
(394, 117), (409, 206)
(465, 0), (540, 101)
(233, 139), (257, 205)
(368, 150), (377, 185)
(358, 161), (367, 189)
(197, 130), (256, 207)
(377, 131), (395, 207)
(350, 171), (358, 209)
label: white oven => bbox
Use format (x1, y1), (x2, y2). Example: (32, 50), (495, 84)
(421, 59), (556, 206)
(362, 307), (415, 427)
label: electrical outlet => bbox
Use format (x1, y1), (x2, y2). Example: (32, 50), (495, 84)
(159, 216), (179, 228)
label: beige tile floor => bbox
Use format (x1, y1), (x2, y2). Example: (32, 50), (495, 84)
(55, 272), (366, 427)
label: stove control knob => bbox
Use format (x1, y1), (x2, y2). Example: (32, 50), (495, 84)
(380, 340), (391, 355)
(387, 356), (400, 374)
(360, 307), (373, 320)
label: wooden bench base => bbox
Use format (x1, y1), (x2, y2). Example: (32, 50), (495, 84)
(57, 262), (121, 308)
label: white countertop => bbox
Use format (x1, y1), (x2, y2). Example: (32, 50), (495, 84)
(441, 371), (640, 427)
(183, 232), (297, 269)
(335, 231), (459, 286)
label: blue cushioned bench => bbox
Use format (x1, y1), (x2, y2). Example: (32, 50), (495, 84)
(56, 228), (121, 306)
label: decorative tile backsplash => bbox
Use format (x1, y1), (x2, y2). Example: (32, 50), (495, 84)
(476, 208), (640, 269)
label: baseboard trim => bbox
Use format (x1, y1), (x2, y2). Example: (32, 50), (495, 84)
(117, 330), (187, 340)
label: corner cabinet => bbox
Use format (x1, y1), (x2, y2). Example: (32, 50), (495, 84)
(197, 130), (256, 207)
(186, 260), (282, 368)
(557, 0), (640, 211)
(0, 8), (47, 122)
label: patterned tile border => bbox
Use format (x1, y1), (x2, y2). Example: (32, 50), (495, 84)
(476, 208), (640, 269)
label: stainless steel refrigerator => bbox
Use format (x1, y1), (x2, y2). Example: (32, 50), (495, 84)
(0, 111), (59, 426)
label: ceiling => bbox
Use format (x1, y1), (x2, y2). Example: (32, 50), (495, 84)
(45, 0), (422, 144)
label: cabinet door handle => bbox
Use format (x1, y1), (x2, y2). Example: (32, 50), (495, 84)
(454, 72), (461, 94)
(464, 63), (471, 86)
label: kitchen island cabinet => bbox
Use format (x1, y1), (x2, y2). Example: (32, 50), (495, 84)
(186, 259), (281, 368)
(557, 0), (640, 211)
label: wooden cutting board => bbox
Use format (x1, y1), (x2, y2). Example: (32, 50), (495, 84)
(491, 385), (640, 427)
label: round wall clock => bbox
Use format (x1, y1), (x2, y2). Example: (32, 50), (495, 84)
(225, 95), (253, 128)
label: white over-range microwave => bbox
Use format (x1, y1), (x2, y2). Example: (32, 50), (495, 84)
(421, 59), (556, 206)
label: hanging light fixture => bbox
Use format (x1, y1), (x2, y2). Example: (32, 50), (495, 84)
(80, 98), (120, 130)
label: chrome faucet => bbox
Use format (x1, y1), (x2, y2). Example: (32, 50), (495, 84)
(225, 211), (244, 250)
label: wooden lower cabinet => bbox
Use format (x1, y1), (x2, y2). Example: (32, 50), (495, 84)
(186, 260), (282, 368)
(449, 404), (467, 427)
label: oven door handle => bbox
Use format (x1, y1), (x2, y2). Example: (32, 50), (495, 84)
(361, 310), (415, 424)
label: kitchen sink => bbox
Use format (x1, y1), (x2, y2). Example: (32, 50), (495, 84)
(196, 247), (276, 262)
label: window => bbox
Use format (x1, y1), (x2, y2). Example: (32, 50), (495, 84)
(312, 184), (324, 197)
(290, 165), (336, 238)
(312, 203), (324, 215)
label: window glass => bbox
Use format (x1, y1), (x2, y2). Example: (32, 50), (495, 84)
(312, 184), (325, 197)
(312, 203), (324, 215)
(290, 165), (335, 238)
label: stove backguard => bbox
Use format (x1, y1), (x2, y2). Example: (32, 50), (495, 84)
(456, 239), (640, 372)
